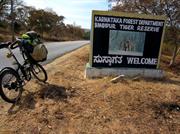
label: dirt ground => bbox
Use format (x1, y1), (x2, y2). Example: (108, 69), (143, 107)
(0, 45), (179, 134)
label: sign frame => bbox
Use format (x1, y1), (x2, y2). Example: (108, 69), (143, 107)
(90, 10), (166, 69)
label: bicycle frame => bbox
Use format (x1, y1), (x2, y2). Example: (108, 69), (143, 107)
(7, 46), (21, 67)
(6, 44), (32, 82)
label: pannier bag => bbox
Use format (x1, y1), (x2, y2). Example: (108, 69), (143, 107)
(31, 43), (48, 62)
(21, 31), (48, 62)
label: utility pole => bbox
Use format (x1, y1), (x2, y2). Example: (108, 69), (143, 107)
(11, 0), (15, 41)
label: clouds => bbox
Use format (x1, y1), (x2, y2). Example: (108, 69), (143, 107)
(72, 0), (106, 4)
(23, 0), (108, 29)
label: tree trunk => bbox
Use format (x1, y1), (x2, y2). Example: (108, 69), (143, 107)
(41, 26), (44, 40)
(169, 43), (178, 67)
(11, 0), (15, 41)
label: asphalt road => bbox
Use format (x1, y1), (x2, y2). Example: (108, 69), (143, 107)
(0, 40), (89, 70)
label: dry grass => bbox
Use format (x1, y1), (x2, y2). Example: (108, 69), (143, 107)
(0, 45), (179, 134)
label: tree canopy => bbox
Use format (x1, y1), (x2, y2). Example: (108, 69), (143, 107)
(0, 0), (88, 41)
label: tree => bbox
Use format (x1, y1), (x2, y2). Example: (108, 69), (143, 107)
(109, 0), (180, 66)
(165, 27), (180, 65)
(15, 5), (35, 31)
(0, 1), (84, 41)
(0, 0), (10, 17)
(0, 0), (23, 40)
(28, 9), (64, 38)
(65, 24), (84, 40)
(83, 30), (90, 40)
(0, 0), (9, 28)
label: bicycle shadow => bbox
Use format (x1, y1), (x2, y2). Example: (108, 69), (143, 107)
(8, 82), (76, 114)
(37, 82), (76, 101)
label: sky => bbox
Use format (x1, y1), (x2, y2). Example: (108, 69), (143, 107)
(23, 0), (109, 29)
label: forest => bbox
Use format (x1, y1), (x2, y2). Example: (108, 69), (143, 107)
(0, 0), (90, 42)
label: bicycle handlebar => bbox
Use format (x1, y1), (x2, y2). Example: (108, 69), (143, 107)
(9, 40), (19, 49)
(0, 41), (19, 50)
(0, 42), (11, 49)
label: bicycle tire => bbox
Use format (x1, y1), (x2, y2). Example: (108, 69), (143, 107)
(0, 67), (22, 103)
(31, 63), (48, 82)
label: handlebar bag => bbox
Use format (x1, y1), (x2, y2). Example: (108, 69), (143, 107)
(21, 32), (47, 62)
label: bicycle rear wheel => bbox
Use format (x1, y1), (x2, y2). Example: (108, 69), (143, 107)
(31, 63), (48, 82)
(0, 68), (22, 103)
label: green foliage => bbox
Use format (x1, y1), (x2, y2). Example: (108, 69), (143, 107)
(0, 21), (8, 28)
(83, 31), (90, 40)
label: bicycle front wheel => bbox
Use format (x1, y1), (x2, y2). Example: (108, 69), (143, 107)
(31, 63), (48, 82)
(0, 68), (22, 103)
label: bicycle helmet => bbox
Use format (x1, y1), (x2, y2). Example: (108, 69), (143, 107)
(26, 31), (40, 40)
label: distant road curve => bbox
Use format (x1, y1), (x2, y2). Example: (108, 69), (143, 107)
(0, 40), (89, 70)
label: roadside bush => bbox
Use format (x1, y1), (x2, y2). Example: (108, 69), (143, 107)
(0, 34), (4, 42)
(0, 21), (8, 29)
(0, 34), (12, 42)
(161, 43), (174, 55)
